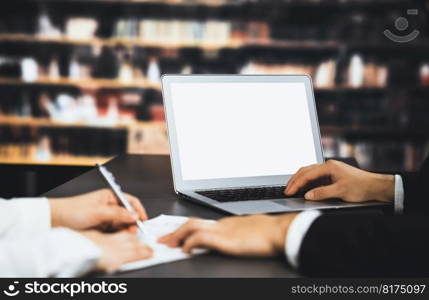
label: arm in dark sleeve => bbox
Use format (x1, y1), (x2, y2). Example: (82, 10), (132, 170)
(400, 156), (429, 214)
(298, 214), (429, 276)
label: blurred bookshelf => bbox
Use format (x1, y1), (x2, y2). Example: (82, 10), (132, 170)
(0, 155), (110, 166)
(0, 76), (161, 90)
(0, 0), (428, 171)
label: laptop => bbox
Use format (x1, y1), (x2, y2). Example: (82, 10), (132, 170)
(161, 75), (383, 215)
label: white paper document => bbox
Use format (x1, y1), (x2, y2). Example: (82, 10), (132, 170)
(119, 215), (208, 272)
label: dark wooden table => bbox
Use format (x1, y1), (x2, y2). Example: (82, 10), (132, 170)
(44, 154), (299, 277)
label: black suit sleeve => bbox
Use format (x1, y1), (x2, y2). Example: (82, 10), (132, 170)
(400, 156), (429, 214)
(298, 214), (429, 276)
(297, 157), (429, 276)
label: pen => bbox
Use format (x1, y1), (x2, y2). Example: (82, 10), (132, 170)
(96, 163), (147, 236)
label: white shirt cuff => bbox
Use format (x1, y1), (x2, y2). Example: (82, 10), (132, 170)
(394, 174), (404, 214)
(42, 228), (102, 277)
(285, 210), (321, 269)
(0, 228), (102, 277)
(10, 198), (51, 237)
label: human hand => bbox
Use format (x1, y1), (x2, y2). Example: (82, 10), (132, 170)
(49, 189), (147, 231)
(158, 213), (298, 257)
(82, 230), (152, 273)
(285, 160), (394, 203)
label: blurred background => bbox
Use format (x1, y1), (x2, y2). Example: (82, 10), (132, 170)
(0, 0), (428, 197)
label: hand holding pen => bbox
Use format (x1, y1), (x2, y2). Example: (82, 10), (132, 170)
(97, 164), (149, 237)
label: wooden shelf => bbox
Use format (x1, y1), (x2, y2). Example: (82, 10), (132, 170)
(0, 77), (161, 90)
(0, 76), (392, 93)
(33, 0), (415, 8)
(321, 125), (429, 138)
(0, 116), (168, 166)
(316, 86), (387, 93)
(2, 33), (429, 52)
(0, 33), (341, 51)
(0, 116), (166, 130)
(0, 155), (111, 166)
(5, 116), (429, 138)
(35, 0), (233, 7)
(0, 33), (243, 50)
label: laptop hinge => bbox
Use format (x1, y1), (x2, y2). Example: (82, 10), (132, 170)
(194, 184), (286, 192)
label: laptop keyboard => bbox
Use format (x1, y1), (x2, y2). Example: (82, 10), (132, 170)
(196, 186), (300, 202)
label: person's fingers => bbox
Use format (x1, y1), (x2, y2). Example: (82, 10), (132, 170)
(159, 219), (211, 247)
(285, 164), (331, 196)
(117, 233), (153, 264)
(100, 189), (117, 204)
(126, 225), (138, 234)
(285, 166), (308, 194)
(125, 194), (148, 221)
(285, 164), (318, 195)
(89, 230), (152, 273)
(98, 206), (137, 226)
(304, 183), (341, 201)
(158, 223), (199, 247)
(101, 189), (147, 221)
(112, 229), (133, 241)
(182, 231), (218, 253)
(126, 244), (153, 263)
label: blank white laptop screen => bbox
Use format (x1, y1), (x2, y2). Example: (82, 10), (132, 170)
(170, 82), (318, 180)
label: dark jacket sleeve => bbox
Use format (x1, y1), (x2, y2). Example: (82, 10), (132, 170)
(298, 214), (429, 276)
(296, 157), (429, 276)
(400, 156), (429, 214)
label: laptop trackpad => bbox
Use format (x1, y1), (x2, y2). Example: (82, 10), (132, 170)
(219, 201), (290, 215)
(274, 198), (349, 209)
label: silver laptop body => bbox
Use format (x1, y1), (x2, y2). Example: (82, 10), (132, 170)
(162, 75), (383, 215)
